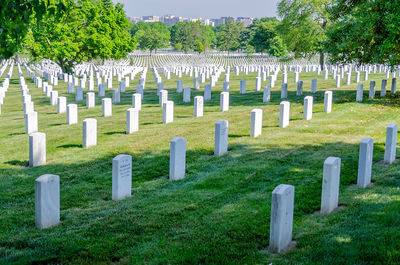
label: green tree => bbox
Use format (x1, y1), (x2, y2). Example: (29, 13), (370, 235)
(216, 19), (245, 53)
(250, 19), (286, 56)
(278, 0), (332, 67)
(26, 0), (136, 73)
(170, 22), (215, 53)
(0, 0), (57, 59)
(326, 0), (400, 66)
(134, 22), (170, 53)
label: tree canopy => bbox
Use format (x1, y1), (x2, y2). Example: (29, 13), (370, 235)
(133, 22), (170, 53)
(170, 22), (215, 53)
(216, 19), (245, 53)
(326, 0), (400, 66)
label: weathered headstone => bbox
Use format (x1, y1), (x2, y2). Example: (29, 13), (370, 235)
(296, 81), (303, 96)
(380, 79), (387, 97)
(369, 81), (375, 99)
(112, 89), (120, 104)
(204, 84), (211, 101)
(391, 78), (397, 94)
(75, 87), (83, 101)
(281, 83), (288, 99)
(269, 184), (295, 253)
(320, 157), (341, 214)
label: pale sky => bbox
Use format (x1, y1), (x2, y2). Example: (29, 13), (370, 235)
(112, 0), (279, 19)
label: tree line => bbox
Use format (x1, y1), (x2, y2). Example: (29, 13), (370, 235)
(1, 0), (399, 73)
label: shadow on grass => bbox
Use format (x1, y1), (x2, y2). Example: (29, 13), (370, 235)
(0, 139), (398, 264)
(57, 144), (81, 149)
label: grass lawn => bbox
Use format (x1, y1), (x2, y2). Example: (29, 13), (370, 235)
(0, 60), (399, 264)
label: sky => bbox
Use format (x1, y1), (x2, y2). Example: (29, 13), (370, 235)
(112, 0), (280, 19)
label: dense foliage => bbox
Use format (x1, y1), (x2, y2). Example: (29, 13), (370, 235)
(170, 22), (216, 53)
(326, 0), (400, 66)
(131, 22), (170, 53)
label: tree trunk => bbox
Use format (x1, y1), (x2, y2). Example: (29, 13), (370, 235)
(319, 52), (325, 69)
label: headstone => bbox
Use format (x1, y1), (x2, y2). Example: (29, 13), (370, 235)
(112, 154), (132, 200)
(355, 71), (360, 83)
(296, 81), (303, 96)
(194, 96), (204, 117)
(223, 81), (230, 92)
(380, 79), (387, 97)
(132, 93), (142, 110)
(335, 75), (341, 88)
(356, 84), (363, 102)
(35, 174), (60, 229)
(263, 86), (271, 103)
(303, 96), (313, 120)
(384, 123), (398, 164)
(50, 91), (58, 105)
(159, 90), (168, 106)
(194, 77), (200, 90)
(82, 118), (97, 148)
(204, 84), (211, 101)
(183, 87), (191, 103)
(98, 84), (105, 97)
(357, 138), (374, 188)
(269, 184), (295, 253)
(324, 91), (332, 113)
(86, 92), (95, 108)
(250, 109), (262, 137)
(29, 132), (46, 167)
(163, 101), (174, 124)
(281, 83), (288, 99)
(169, 137), (186, 180)
(391, 78), (397, 94)
(311, 79), (317, 93)
(214, 120), (228, 157)
(220, 92), (229, 112)
(369, 81), (375, 99)
(102, 98), (112, 117)
(25, 111), (38, 134)
(279, 101), (290, 128)
(126, 108), (139, 134)
(320, 157), (341, 214)
(112, 89), (120, 104)
(57, 97), (67, 113)
(75, 87), (83, 101)
(67, 104), (78, 125)
(240, 79), (246, 94)
(68, 82), (74, 93)
(255, 77), (261, 91)
(177, 80), (183, 93)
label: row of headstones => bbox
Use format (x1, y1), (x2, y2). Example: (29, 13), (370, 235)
(0, 63), (14, 115)
(33, 122), (398, 232)
(269, 123), (398, 253)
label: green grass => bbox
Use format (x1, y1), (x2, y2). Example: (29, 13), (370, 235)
(0, 63), (399, 264)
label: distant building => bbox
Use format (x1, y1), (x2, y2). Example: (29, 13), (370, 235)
(161, 15), (182, 25)
(142, 16), (160, 23)
(236, 17), (254, 27)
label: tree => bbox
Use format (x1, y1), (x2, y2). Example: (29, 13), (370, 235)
(26, 0), (136, 73)
(170, 22), (215, 53)
(134, 22), (170, 53)
(216, 19), (245, 53)
(0, 0), (56, 59)
(326, 0), (400, 66)
(250, 19), (286, 56)
(278, 0), (332, 67)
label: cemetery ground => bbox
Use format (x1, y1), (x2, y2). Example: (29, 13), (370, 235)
(1, 65), (400, 264)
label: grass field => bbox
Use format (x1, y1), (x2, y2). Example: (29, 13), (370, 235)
(0, 62), (399, 264)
